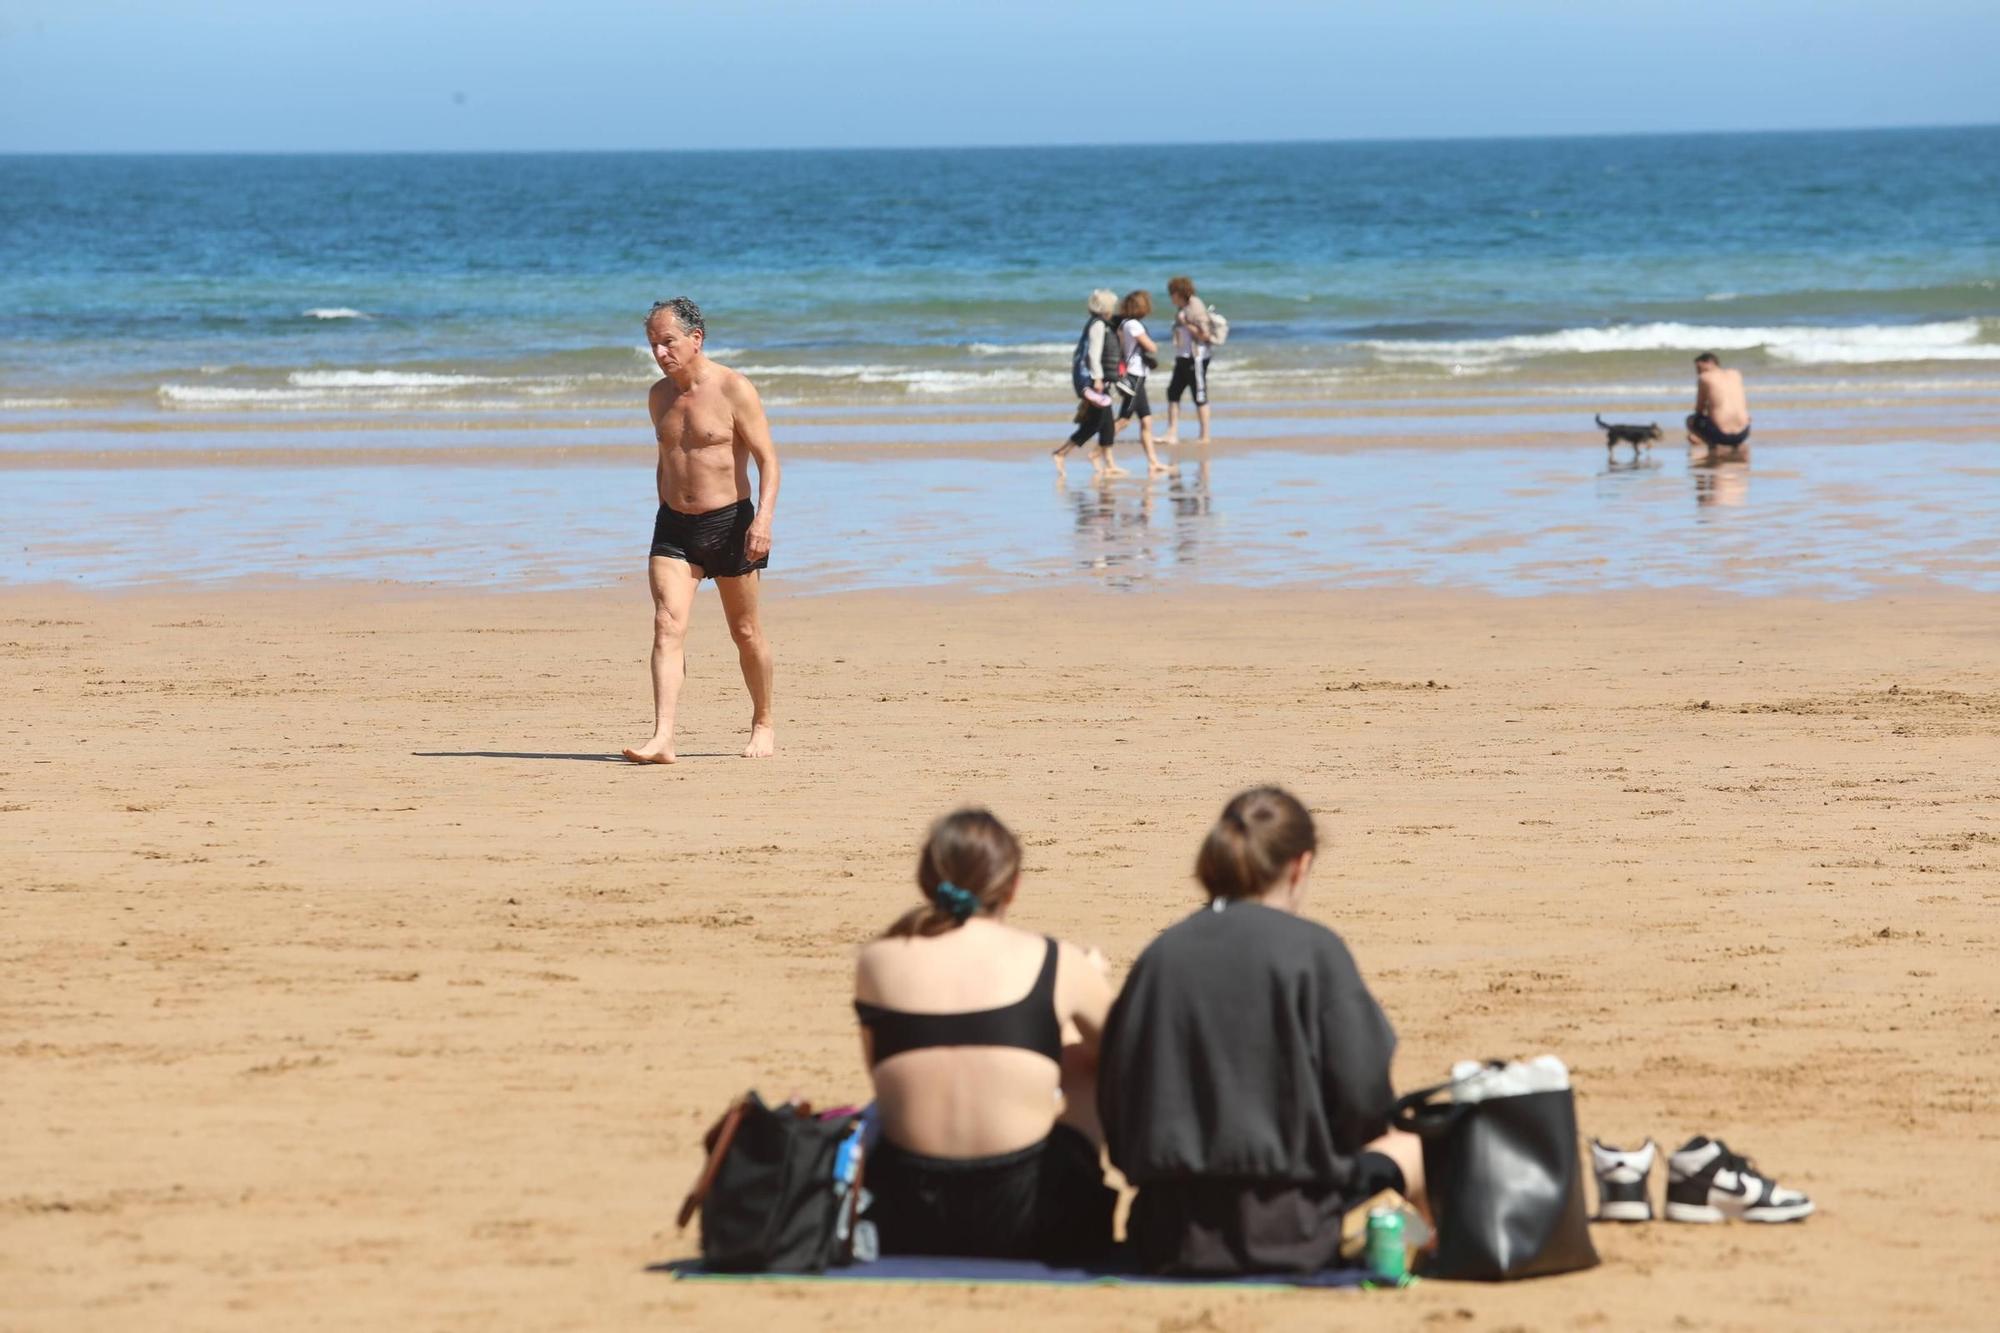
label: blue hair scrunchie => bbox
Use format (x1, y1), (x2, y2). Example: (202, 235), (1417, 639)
(935, 880), (982, 923)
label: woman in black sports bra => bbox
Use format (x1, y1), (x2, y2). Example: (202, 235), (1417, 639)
(853, 808), (1117, 1263)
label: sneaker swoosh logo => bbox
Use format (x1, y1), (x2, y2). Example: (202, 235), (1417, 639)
(1713, 1174), (1756, 1201)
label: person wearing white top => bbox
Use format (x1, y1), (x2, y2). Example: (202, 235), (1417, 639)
(1164, 276), (1215, 446)
(1113, 289), (1172, 476)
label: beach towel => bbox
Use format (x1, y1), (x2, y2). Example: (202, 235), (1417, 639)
(658, 1254), (1381, 1289)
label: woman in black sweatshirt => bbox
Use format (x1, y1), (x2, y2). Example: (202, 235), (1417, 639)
(1097, 786), (1426, 1274)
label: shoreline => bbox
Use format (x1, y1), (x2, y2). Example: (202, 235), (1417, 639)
(5, 422), (2000, 471)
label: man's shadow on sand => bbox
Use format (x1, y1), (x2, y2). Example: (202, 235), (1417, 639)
(413, 750), (734, 762)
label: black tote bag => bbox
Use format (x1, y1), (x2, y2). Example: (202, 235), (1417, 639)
(676, 1092), (860, 1273)
(1392, 1076), (1599, 1281)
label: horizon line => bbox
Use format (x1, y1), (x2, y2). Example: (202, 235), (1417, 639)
(3, 119), (1996, 158)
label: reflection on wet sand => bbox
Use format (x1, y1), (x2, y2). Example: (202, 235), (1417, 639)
(1066, 457), (1217, 581)
(1692, 449), (1751, 509)
(7, 440), (1996, 596)
(1170, 458), (1213, 567)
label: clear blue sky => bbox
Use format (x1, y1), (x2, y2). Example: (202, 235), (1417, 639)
(3, 0), (1996, 152)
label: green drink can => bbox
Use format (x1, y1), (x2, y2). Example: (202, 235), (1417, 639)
(1365, 1206), (1408, 1283)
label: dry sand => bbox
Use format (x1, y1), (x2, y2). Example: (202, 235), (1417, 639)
(4, 581), (1997, 1331)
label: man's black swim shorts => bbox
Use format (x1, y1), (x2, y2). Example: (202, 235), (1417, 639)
(649, 499), (768, 578)
(1686, 413), (1751, 448)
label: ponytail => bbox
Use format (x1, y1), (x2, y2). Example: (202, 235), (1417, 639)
(884, 808), (1023, 938)
(1195, 787), (1316, 900)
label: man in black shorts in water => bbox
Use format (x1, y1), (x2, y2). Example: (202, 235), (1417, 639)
(1686, 351), (1752, 458)
(621, 297), (781, 764)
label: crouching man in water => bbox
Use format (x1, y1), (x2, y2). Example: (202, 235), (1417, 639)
(1686, 351), (1752, 459)
(622, 297), (780, 764)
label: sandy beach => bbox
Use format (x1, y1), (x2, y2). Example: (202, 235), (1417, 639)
(6, 579), (1996, 1330)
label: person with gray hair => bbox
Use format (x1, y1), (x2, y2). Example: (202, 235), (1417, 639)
(1053, 289), (1127, 478)
(622, 296), (782, 765)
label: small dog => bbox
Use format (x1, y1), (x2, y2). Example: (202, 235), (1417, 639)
(1595, 414), (1662, 456)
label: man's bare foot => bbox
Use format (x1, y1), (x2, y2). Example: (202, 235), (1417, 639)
(1104, 462), (1131, 477)
(1160, 433), (1180, 446)
(741, 723), (776, 758)
(1052, 448), (1068, 473)
(622, 737), (676, 764)
(1148, 461), (1173, 475)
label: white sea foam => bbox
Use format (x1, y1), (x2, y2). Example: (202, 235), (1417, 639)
(966, 341), (1073, 356)
(857, 368), (1061, 392)
(288, 370), (504, 389)
(1363, 319), (1993, 367)
(163, 381), (484, 406)
(0, 396), (76, 409)
(161, 385), (354, 406)
(303, 307), (369, 320)
(737, 363), (908, 378)
(1767, 328), (2000, 364)
(629, 343), (744, 358)
(733, 361), (1064, 394)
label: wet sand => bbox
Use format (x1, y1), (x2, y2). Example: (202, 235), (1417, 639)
(7, 439), (1999, 596)
(8, 418), (2000, 471)
(5, 581), (1997, 1331)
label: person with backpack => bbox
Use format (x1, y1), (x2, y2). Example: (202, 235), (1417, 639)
(1054, 289), (1125, 477)
(1163, 276), (1225, 446)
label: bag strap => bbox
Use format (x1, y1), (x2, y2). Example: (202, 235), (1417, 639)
(676, 1094), (751, 1229)
(1392, 1060), (1516, 1137)
(1391, 1079), (1466, 1138)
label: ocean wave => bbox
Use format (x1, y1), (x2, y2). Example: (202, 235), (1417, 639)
(966, 341), (1073, 356)
(0, 396), (77, 409)
(288, 370), (506, 389)
(303, 307), (370, 320)
(1766, 328), (2000, 364)
(161, 367), (661, 407)
(630, 343), (744, 359)
(738, 363), (1064, 393)
(735, 363), (909, 378)
(1363, 319), (1993, 366)
(162, 385), (355, 405)
(159, 383), (571, 409)
(860, 369), (1063, 392)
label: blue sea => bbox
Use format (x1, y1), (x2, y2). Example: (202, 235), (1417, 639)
(3, 129), (1997, 592)
(3, 129), (1997, 414)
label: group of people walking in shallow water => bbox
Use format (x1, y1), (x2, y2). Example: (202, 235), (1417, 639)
(853, 786), (1423, 1274)
(1054, 275), (1221, 478)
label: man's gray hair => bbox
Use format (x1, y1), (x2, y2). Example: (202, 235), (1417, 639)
(647, 296), (706, 338)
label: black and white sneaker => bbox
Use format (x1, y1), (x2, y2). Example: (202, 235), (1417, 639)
(1665, 1137), (1815, 1223)
(1590, 1138), (1657, 1222)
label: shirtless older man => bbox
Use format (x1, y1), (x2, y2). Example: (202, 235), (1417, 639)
(622, 297), (780, 764)
(1686, 352), (1752, 458)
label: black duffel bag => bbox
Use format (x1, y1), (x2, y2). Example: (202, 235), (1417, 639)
(1392, 1071), (1599, 1281)
(676, 1091), (863, 1273)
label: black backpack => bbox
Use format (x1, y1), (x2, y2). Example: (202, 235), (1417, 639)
(1071, 315), (1108, 397)
(676, 1091), (865, 1273)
